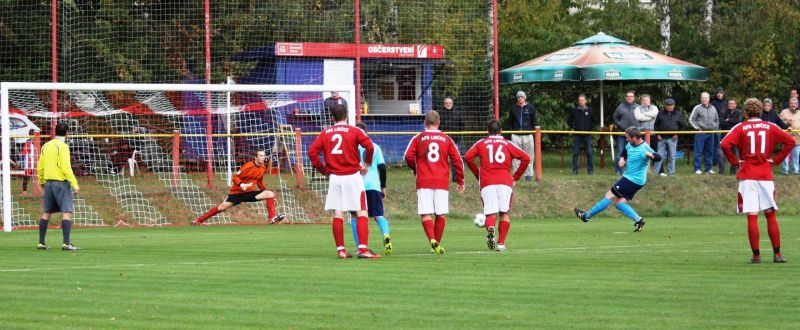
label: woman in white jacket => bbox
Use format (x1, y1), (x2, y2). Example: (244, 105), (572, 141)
(634, 94), (659, 131)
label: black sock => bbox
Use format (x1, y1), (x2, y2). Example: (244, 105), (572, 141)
(752, 249), (760, 256)
(61, 220), (71, 245)
(774, 247), (781, 254)
(38, 219), (48, 244)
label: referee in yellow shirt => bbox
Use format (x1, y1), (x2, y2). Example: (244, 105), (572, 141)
(37, 122), (81, 251)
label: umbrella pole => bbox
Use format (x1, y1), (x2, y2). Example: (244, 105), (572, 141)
(602, 81), (615, 162)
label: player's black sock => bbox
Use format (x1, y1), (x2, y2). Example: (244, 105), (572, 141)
(773, 247), (780, 254)
(61, 220), (71, 244)
(38, 219), (48, 244)
(752, 249), (760, 256)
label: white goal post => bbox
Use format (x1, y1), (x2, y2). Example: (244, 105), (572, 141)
(1, 82), (356, 232)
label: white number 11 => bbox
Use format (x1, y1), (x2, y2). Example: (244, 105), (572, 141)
(746, 130), (766, 154)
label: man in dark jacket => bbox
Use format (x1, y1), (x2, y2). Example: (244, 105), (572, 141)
(718, 99), (743, 175)
(653, 98), (685, 176)
(612, 90), (639, 175)
(567, 94), (597, 175)
(507, 91), (537, 181)
(710, 87), (727, 168)
(761, 98), (787, 129)
(439, 97), (465, 182)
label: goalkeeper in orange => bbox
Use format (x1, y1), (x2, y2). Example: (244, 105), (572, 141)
(191, 149), (284, 225)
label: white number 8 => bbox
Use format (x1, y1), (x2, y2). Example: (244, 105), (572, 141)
(427, 142), (440, 162)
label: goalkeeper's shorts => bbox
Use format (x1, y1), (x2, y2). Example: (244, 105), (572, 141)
(226, 191), (261, 205)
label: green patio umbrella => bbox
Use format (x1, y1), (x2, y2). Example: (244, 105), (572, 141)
(500, 32), (708, 127)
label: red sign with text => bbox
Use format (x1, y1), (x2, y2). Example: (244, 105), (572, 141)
(275, 42), (444, 59)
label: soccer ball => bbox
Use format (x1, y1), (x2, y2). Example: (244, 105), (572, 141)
(473, 213), (486, 228)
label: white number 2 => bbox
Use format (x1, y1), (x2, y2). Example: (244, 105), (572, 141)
(427, 142), (441, 162)
(331, 134), (343, 154)
(486, 144), (506, 163)
(746, 130), (766, 155)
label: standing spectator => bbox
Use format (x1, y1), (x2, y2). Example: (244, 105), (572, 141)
(634, 94), (659, 131)
(760, 98), (787, 129)
(720, 98), (795, 264)
(20, 129), (37, 196)
(710, 87), (727, 168)
(36, 122), (81, 251)
(782, 87), (798, 109)
(653, 98), (685, 176)
(507, 91), (536, 181)
(567, 94), (596, 175)
(612, 90), (639, 175)
(718, 99), (744, 175)
(323, 92), (348, 113)
(689, 92), (720, 174)
(779, 97), (800, 175)
(438, 97), (465, 182)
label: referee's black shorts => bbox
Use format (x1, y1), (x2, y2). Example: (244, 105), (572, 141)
(225, 191), (261, 205)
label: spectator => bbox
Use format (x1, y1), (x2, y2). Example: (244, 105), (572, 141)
(507, 91), (536, 181)
(567, 94), (597, 175)
(439, 97), (465, 182)
(779, 97), (800, 175)
(710, 87), (727, 169)
(653, 98), (685, 176)
(612, 90), (639, 175)
(760, 98), (787, 129)
(324, 92), (348, 113)
(782, 87), (798, 109)
(20, 129), (37, 196)
(689, 92), (719, 174)
(634, 94), (658, 131)
(718, 99), (743, 175)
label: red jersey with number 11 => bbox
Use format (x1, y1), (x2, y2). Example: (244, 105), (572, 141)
(720, 119), (795, 180)
(464, 135), (531, 188)
(404, 129), (464, 189)
(309, 123), (374, 176)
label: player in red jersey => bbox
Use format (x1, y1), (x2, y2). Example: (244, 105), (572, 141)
(21, 129), (37, 196)
(404, 111), (465, 254)
(309, 104), (380, 259)
(191, 149), (284, 226)
(464, 120), (530, 252)
(721, 98), (795, 264)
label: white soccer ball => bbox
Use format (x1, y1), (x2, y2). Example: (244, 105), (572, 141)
(473, 213), (486, 228)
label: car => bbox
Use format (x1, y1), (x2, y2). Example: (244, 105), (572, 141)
(7, 113), (40, 144)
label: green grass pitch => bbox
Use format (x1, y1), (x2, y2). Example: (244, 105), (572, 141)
(1, 217), (798, 328)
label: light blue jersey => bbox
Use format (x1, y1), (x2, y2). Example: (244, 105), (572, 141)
(622, 141), (655, 185)
(359, 144), (385, 191)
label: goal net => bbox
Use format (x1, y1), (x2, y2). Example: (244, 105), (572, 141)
(1, 82), (354, 232)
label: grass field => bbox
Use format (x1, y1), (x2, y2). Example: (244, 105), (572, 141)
(2, 217), (799, 329)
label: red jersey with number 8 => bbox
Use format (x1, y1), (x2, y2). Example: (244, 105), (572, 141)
(309, 123), (374, 176)
(720, 119), (795, 180)
(464, 135), (531, 188)
(404, 129), (464, 189)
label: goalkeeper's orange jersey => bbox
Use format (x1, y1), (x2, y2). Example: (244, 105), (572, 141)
(229, 161), (267, 195)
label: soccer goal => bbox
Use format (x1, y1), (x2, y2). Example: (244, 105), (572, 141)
(1, 82), (355, 232)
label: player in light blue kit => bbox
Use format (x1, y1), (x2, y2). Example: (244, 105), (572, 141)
(574, 127), (661, 232)
(351, 122), (392, 254)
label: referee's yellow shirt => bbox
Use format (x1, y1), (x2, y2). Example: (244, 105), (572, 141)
(37, 137), (79, 190)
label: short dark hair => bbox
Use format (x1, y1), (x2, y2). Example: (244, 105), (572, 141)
(624, 126), (642, 138)
(331, 104), (348, 122)
(253, 149), (265, 158)
(488, 120), (502, 135)
(355, 122), (367, 132)
(55, 122), (69, 137)
(28, 129), (35, 135)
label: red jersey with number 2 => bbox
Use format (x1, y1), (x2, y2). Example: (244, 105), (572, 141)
(720, 119), (795, 180)
(404, 129), (464, 189)
(309, 123), (374, 176)
(464, 135), (531, 188)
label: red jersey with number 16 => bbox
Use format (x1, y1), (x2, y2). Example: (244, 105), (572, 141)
(309, 123), (374, 176)
(720, 119), (795, 181)
(404, 129), (464, 189)
(464, 135), (531, 188)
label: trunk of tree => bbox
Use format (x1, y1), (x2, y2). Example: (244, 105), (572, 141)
(703, 0), (713, 42)
(659, 0), (672, 56)
(388, 1), (398, 43)
(488, 0), (496, 117)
